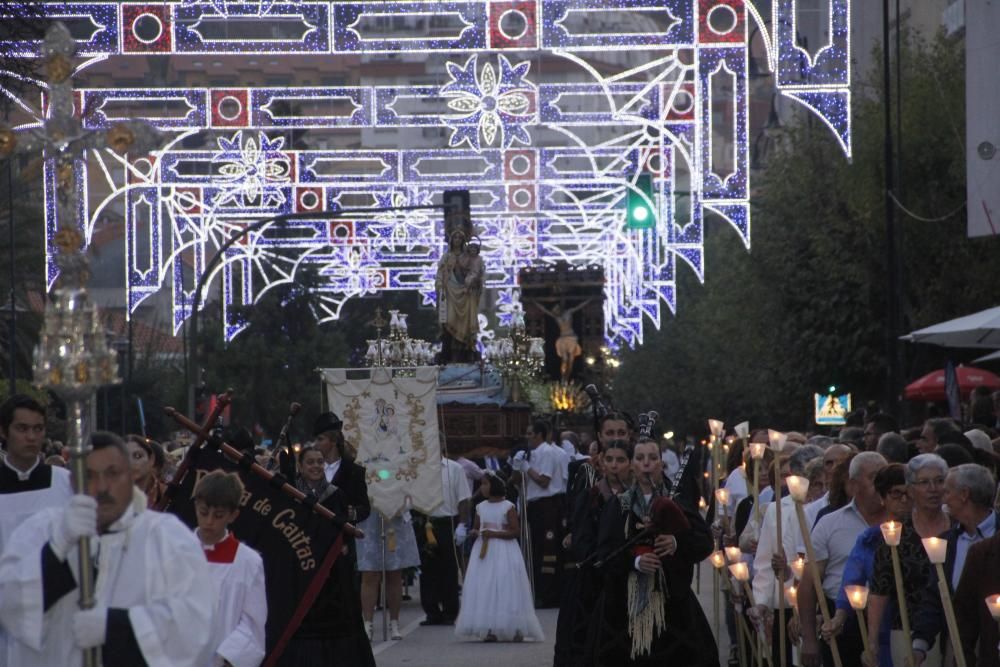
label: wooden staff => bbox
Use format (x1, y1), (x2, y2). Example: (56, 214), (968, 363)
(711, 551), (748, 667)
(164, 406), (359, 537)
(923, 537), (966, 667)
(792, 500), (843, 667)
(880, 521), (914, 665)
(769, 431), (787, 667)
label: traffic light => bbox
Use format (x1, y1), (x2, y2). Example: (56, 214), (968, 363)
(443, 189), (471, 236)
(626, 173), (656, 229)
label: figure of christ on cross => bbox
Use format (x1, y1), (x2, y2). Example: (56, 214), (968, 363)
(528, 298), (594, 382)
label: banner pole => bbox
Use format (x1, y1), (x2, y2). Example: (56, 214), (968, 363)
(381, 513), (389, 642)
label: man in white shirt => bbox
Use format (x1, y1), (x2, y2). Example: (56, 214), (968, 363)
(512, 419), (569, 607)
(0, 431), (218, 667)
(751, 445), (823, 666)
(0, 395), (73, 666)
(798, 451), (886, 667)
(417, 456), (472, 625)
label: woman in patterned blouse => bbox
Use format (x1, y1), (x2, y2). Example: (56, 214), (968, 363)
(866, 454), (952, 667)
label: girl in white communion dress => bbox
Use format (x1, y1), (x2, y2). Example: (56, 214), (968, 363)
(455, 473), (544, 643)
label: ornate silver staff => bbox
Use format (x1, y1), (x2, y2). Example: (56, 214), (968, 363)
(0, 22), (163, 667)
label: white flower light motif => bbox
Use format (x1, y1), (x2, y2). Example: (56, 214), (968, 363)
(369, 188), (434, 253)
(212, 131), (290, 207)
(441, 54), (536, 151)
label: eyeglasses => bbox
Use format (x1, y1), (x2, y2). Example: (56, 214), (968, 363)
(887, 489), (909, 500)
(912, 477), (946, 489)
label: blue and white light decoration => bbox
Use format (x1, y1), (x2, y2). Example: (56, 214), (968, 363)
(1, 0), (851, 346)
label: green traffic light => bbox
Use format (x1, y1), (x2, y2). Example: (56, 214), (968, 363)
(626, 172), (656, 229)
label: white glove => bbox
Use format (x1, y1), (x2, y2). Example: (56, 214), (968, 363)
(511, 452), (528, 472)
(51, 495), (98, 560)
(455, 524), (468, 546)
(72, 606), (107, 649)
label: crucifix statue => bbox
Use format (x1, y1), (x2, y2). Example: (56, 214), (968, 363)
(527, 297), (594, 381)
(0, 23), (164, 667)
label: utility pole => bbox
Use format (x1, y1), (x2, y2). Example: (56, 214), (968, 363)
(883, 0), (900, 417)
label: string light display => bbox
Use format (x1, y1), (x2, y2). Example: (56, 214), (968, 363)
(0, 0), (851, 345)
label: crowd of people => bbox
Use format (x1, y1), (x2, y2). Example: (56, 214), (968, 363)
(2, 385), (1000, 666)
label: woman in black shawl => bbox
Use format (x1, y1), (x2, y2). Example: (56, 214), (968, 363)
(554, 435), (634, 665)
(588, 438), (717, 666)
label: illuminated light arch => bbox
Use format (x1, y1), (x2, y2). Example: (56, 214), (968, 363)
(0, 0), (851, 346)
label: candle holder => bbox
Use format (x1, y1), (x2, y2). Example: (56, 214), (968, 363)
(767, 429), (786, 451)
(987, 594), (1000, 646)
(735, 421), (750, 440)
(923, 538), (966, 667)
(845, 585), (871, 653)
(708, 419), (725, 439)
(880, 521), (914, 665)
(725, 546), (743, 564)
(716, 488), (731, 521)
(879, 520), (902, 546)
(785, 475), (809, 504)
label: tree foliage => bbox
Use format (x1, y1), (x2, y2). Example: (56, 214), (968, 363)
(614, 33), (1000, 436)
(193, 269), (353, 442)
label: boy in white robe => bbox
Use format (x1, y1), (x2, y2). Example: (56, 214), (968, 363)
(193, 470), (267, 667)
(0, 395), (73, 666)
(0, 431), (218, 667)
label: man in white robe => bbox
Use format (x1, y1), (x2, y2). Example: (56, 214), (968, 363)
(0, 432), (218, 667)
(0, 394), (73, 666)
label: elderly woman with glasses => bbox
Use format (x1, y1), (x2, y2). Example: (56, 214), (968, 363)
(863, 454), (952, 667)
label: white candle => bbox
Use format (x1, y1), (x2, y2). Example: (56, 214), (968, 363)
(729, 562), (750, 582)
(709, 551), (726, 569)
(725, 546), (743, 564)
(749, 442), (766, 459)
(986, 594), (1000, 620)
(708, 419), (725, 438)
(921, 536), (947, 564)
(786, 475), (810, 503)
(698, 497), (708, 511)
(845, 585), (870, 610)
(715, 488), (730, 508)
(790, 556), (806, 580)
(880, 521), (902, 546)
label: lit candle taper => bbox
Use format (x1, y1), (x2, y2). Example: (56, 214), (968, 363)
(768, 430), (788, 667)
(789, 475), (842, 667)
(922, 537), (966, 667)
(845, 585), (871, 653)
(880, 521), (915, 665)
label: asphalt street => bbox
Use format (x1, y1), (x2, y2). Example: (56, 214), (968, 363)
(372, 561), (732, 666)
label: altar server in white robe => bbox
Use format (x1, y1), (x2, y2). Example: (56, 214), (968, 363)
(0, 394), (73, 666)
(193, 470), (267, 667)
(0, 432), (218, 667)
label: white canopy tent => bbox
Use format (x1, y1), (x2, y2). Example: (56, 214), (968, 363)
(901, 305), (1000, 349)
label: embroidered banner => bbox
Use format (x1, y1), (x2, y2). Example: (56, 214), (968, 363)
(321, 366), (442, 517)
